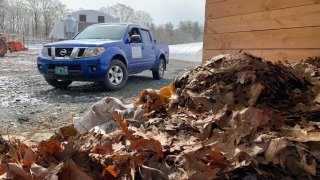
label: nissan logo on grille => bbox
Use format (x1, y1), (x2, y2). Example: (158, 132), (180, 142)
(59, 49), (67, 56)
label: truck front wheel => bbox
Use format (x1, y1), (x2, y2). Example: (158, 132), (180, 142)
(152, 58), (165, 80)
(44, 77), (72, 89)
(100, 59), (128, 91)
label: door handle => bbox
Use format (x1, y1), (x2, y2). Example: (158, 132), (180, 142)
(152, 46), (154, 49)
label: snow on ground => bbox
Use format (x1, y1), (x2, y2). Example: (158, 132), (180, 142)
(26, 44), (44, 50)
(169, 42), (202, 62)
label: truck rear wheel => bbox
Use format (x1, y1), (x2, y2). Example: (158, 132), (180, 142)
(44, 77), (72, 89)
(0, 37), (8, 57)
(100, 59), (128, 91)
(152, 58), (165, 80)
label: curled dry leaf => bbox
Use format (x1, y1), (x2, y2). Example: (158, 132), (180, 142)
(46, 159), (92, 180)
(130, 138), (164, 157)
(37, 138), (63, 156)
(134, 83), (173, 112)
(59, 125), (79, 138)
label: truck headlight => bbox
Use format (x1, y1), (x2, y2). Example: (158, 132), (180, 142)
(41, 47), (49, 57)
(83, 47), (105, 57)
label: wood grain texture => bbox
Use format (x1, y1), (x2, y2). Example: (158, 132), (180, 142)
(203, 26), (320, 49)
(206, 4), (320, 34)
(206, 0), (320, 19)
(202, 49), (320, 63)
(206, 0), (225, 3)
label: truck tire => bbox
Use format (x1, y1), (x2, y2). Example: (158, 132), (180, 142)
(100, 59), (128, 91)
(0, 37), (8, 57)
(152, 58), (165, 80)
(44, 77), (72, 89)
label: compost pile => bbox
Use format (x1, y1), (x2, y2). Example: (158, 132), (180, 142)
(283, 57), (320, 79)
(1, 53), (320, 179)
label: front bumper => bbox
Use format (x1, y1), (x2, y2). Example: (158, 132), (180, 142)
(37, 56), (108, 81)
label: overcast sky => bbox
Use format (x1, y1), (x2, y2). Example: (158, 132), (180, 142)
(59, 0), (206, 26)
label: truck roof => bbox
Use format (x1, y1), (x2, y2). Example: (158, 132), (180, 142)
(90, 23), (149, 30)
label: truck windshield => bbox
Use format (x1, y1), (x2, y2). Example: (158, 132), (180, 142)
(74, 25), (126, 40)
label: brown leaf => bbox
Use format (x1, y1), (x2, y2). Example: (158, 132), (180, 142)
(113, 111), (134, 140)
(22, 147), (36, 168)
(106, 165), (119, 177)
(203, 149), (226, 167)
(286, 155), (317, 176)
(130, 138), (164, 157)
(134, 88), (170, 112)
(8, 146), (21, 163)
(37, 138), (63, 156)
(309, 142), (320, 161)
(48, 159), (92, 180)
(183, 154), (220, 180)
(235, 107), (270, 137)
(59, 125), (78, 138)
(159, 85), (172, 99)
(0, 164), (7, 175)
(91, 144), (114, 154)
(30, 163), (55, 180)
(140, 165), (168, 180)
(265, 138), (290, 164)
(248, 83), (265, 105)
(6, 163), (30, 179)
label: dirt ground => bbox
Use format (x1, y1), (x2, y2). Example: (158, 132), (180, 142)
(0, 49), (198, 137)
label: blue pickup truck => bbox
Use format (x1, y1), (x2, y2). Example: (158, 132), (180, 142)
(37, 23), (169, 90)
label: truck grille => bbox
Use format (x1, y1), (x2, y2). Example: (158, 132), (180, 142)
(55, 48), (73, 57)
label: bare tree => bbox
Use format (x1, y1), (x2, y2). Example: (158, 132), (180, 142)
(134, 10), (153, 28)
(41, 0), (68, 36)
(26, 0), (41, 36)
(0, 0), (7, 31)
(100, 3), (135, 23)
(164, 22), (174, 44)
(1, 0), (68, 37)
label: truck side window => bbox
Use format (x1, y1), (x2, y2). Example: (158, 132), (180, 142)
(129, 28), (142, 43)
(141, 30), (151, 44)
(129, 28), (140, 37)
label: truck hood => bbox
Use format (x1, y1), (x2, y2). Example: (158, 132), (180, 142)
(45, 39), (120, 47)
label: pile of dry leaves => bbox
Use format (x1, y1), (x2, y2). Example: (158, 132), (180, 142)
(1, 53), (320, 179)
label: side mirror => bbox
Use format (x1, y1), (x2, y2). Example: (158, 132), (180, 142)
(129, 35), (141, 43)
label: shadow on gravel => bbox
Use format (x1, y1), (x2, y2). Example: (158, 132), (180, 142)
(34, 75), (173, 104)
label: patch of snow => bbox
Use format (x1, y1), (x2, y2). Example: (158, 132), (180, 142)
(169, 42), (203, 62)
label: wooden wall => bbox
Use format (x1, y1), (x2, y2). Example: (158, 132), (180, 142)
(203, 0), (320, 63)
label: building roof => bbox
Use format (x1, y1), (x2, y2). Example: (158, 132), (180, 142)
(48, 10), (116, 39)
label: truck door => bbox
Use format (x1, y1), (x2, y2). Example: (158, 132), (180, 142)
(128, 27), (146, 72)
(140, 29), (156, 68)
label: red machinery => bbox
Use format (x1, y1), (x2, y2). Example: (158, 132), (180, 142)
(0, 33), (28, 57)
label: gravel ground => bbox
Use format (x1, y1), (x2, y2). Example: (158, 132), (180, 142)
(0, 49), (199, 136)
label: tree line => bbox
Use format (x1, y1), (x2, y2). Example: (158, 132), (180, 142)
(0, 0), (68, 37)
(0, 1), (204, 44)
(100, 3), (204, 44)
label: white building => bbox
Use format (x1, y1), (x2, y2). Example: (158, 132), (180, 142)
(49, 10), (116, 40)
